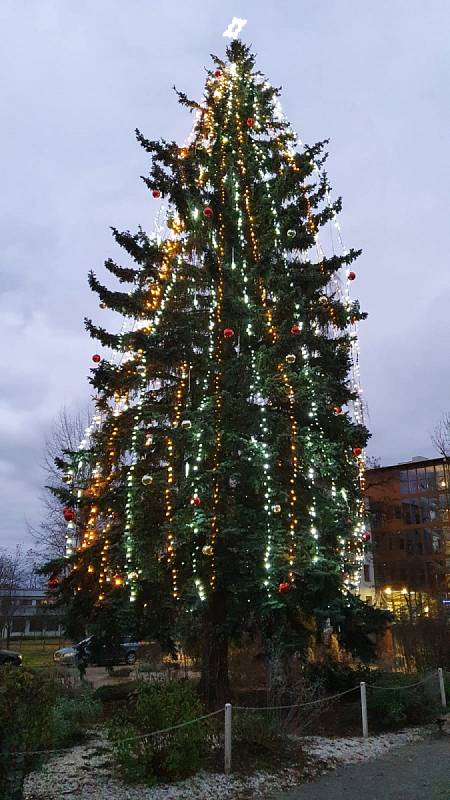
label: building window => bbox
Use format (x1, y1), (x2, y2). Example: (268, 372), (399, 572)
(409, 470), (418, 494)
(417, 467), (426, 491)
(425, 465), (437, 490)
(29, 618), (44, 633)
(370, 501), (385, 528)
(44, 619), (59, 632)
(432, 531), (442, 553)
(400, 470), (409, 494)
(363, 564), (371, 582)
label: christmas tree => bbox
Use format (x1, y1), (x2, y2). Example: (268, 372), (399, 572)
(52, 35), (372, 707)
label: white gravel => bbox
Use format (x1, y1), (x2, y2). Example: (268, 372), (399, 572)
(300, 728), (426, 766)
(24, 728), (427, 800)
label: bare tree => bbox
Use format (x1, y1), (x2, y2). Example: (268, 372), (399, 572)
(365, 455), (382, 469)
(0, 546), (32, 647)
(28, 405), (91, 561)
(432, 412), (450, 458)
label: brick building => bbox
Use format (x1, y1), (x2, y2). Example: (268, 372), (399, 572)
(365, 456), (450, 616)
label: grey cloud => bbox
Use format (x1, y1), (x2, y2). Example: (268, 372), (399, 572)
(1, 0), (449, 547)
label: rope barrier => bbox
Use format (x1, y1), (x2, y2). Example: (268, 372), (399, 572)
(3, 671), (443, 759)
(365, 673), (435, 691)
(234, 685), (359, 711)
(2, 708), (223, 758)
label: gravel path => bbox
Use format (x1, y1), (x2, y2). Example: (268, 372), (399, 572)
(276, 737), (450, 800)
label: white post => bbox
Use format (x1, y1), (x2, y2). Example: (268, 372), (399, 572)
(438, 668), (447, 710)
(224, 703), (232, 774)
(360, 681), (369, 738)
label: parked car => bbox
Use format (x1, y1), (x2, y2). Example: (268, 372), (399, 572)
(52, 644), (78, 666)
(0, 649), (22, 666)
(53, 636), (140, 667)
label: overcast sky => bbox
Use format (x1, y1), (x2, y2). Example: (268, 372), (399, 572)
(1, 0), (449, 549)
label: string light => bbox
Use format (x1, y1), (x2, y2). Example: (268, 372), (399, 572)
(67, 43), (367, 610)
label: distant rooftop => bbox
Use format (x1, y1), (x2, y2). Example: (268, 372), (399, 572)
(367, 454), (446, 472)
(0, 587), (47, 597)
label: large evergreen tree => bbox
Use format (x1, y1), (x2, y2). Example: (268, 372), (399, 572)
(52, 39), (371, 706)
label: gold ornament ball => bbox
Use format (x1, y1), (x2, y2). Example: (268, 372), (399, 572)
(319, 295), (328, 305)
(99, 302), (107, 309)
(141, 474), (153, 486)
(272, 504), (282, 514)
(202, 544), (214, 556)
(287, 229), (296, 238)
(285, 354), (296, 364)
(181, 420), (192, 429)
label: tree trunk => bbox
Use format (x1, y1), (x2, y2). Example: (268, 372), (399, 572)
(198, 595), (231, 710)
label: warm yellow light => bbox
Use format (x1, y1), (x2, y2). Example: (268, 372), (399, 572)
(385, 586), (392, 595)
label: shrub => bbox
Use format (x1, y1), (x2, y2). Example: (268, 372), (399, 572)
(0, 667), (59, 799)
(50, 688), (101, 746)
(366, 675), (439, 729)
(109, 680), (209, 784)
(0, 667), (102, 799)
(231, 711), (292, 769)
(94, 680), (140, 703)
(305, 659), (372, 694)
(392, 619), (450, 672)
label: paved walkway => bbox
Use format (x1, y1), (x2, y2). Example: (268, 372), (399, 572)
(276, 737), (450, 800)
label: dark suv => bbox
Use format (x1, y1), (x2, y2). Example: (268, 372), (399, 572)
(54, 636), (140, 667)
(85, 636), (139, 666)
(0, 650), (22, 666)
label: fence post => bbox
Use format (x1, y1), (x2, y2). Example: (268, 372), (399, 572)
(438, 668), (447, 710)
(360, 681), (369, 738)
(224, 703), (232, 775)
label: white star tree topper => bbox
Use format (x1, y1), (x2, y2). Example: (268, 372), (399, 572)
(223, 17), (247, 39)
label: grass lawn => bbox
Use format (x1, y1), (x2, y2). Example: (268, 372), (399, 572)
(2, 639), (72, 668)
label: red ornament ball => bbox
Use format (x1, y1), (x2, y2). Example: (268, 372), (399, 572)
(290, 324), (301, 334)
(152, 189), (161, 199)
(191, 495), (201, 507)
(348, 271), (356, 281)
(203, 206), (213, 218)
(353, 447), (363, 457)
(223, 328), (234, 339)
(278, 581), (290, 593)
(334, 406), (343, 415)
(92, 354), (101, 363)
(63, 507), (75, 522)
(214, 69), (222, 78)
(47, 575), (59, 591)
(362, 532), (371, 543)
(246, 117), (255, 128)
